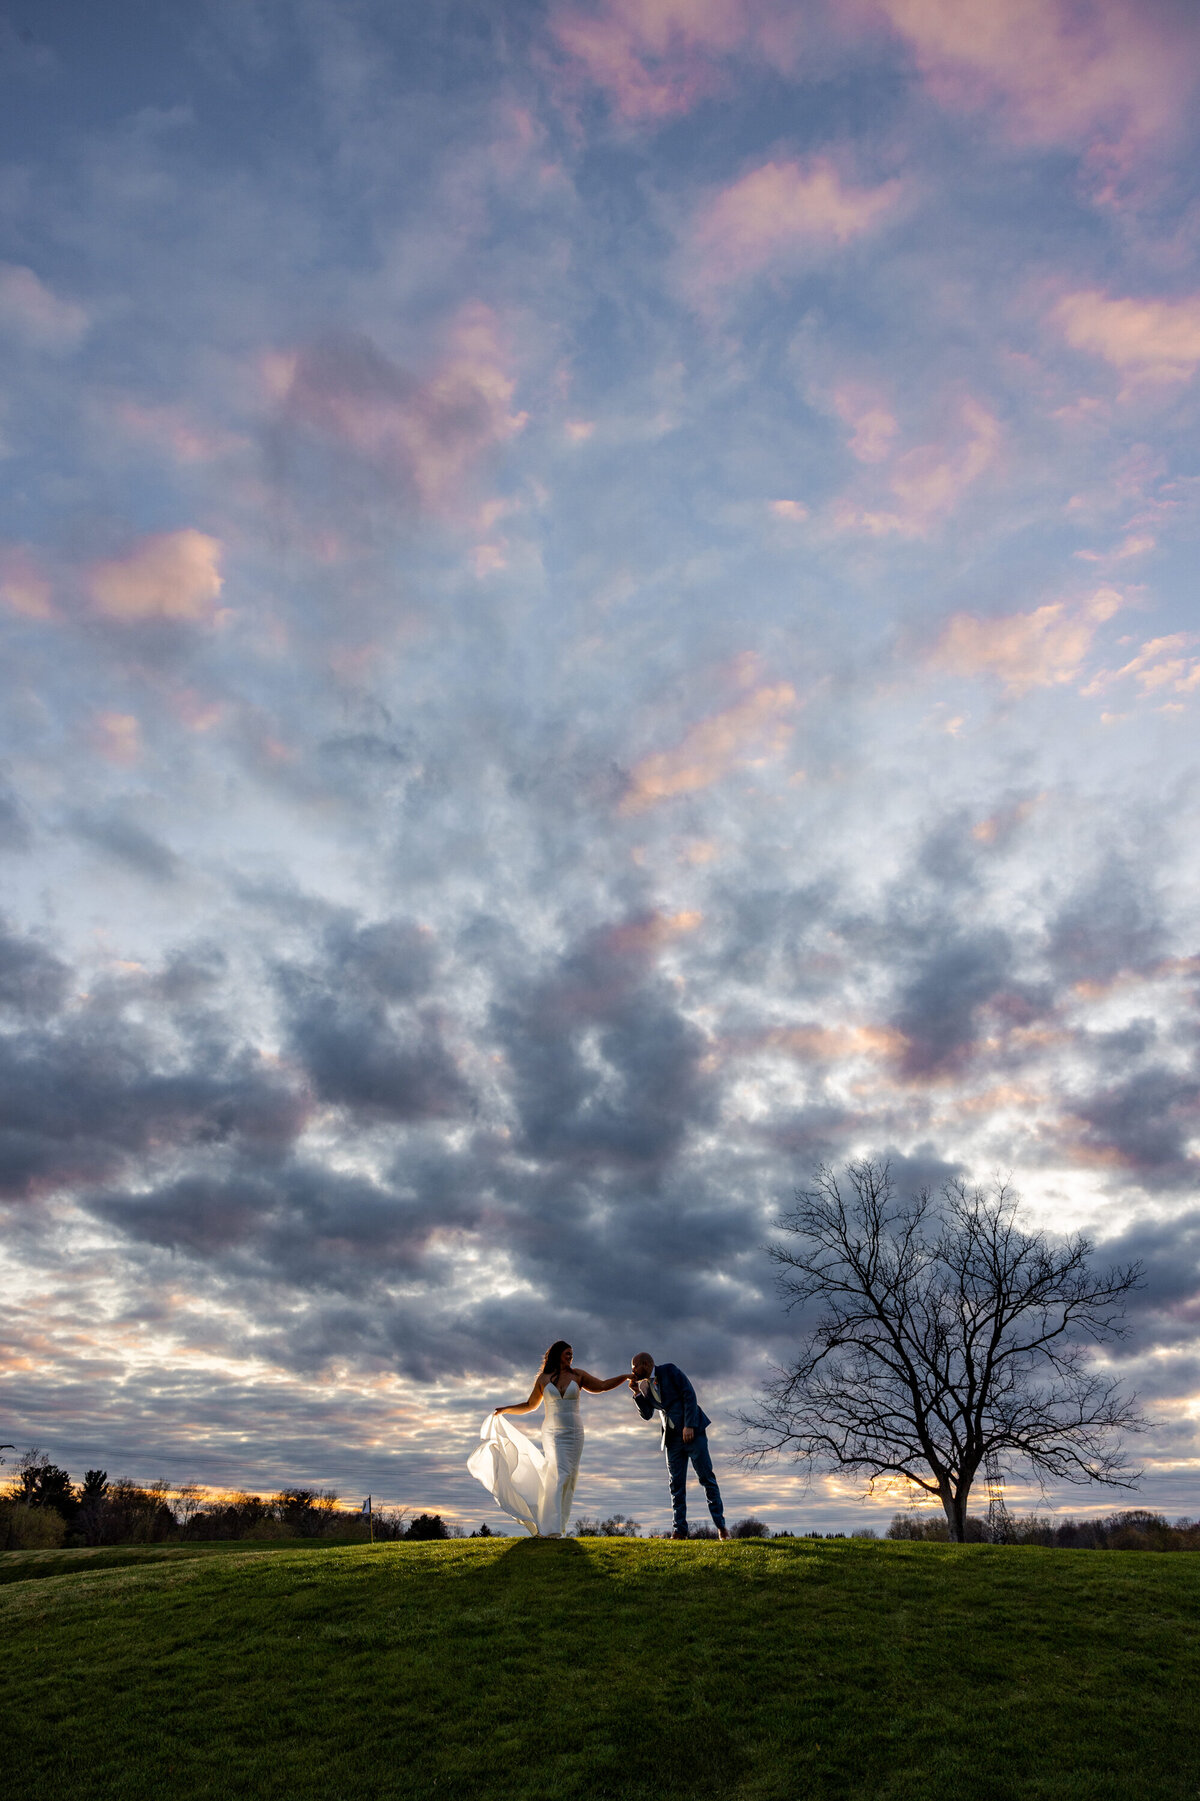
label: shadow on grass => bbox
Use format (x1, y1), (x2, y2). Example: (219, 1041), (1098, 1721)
(465, 1533), (747, 1795)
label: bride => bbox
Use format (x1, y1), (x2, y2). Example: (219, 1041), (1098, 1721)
(467, 1340), (628, 1537)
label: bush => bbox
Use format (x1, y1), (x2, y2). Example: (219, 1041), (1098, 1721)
(405, 1513), (450, 1540)
(731, 1518), (770, 1539)
(0, 1500), (68, 1549)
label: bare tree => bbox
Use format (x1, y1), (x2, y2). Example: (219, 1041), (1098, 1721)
(173, 1482), (204, 1531)
(742, 1161), (1145, 1542)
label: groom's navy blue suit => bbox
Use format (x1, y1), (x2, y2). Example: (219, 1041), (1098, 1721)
(634, 1363), (726, 1536)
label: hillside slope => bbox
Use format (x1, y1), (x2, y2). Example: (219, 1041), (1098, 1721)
(2, 1536), (1198, 1800)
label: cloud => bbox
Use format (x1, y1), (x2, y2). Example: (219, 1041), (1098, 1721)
(0, 779), (31, 853)
(85, 1162), (472, 1285)
(830, 384), (899, 464)
(621, 679), (797, 812)
(67, 809), (181, 883)
(0, 545), (54, 620)
(492, 917), (717, 1168)
(89, 712), (142, 766)
(549, 0), (797, 123)
(0, 923), (70, 1018)
(0, 262), (89, 351)
(113, 399), (247, 464)
(875, 0), (1196, 172)
(929, 587), (1123, 695)
(1099, 1207), (1200, 1349)
(265, 305), (526, 515)
(1047, 859), (1162, 987)
(688, 157), (902, 291)
(1054, 290), (1200, 390)
(889, 925), (1016, 1078)
(87, 529), (225, 624)
(1062, 1065), (1200, 1185)
(0, 1006), (307, 1203)
(833, 396), (999, 536)
(276, 922), (470, 1124)
(1082, 634), (1200, 703)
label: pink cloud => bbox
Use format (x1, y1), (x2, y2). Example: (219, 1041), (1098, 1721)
(833, 396), (998, 536)
(603, 909), (703, 954)
(689, 157), (902, 290)
(267, 305), (526, 513)
(114, 400), (247, 465)
(1054, 290), (1200, 390)
(620, 676), (797, 812)
(90, 712), (142, 766)
(830, 383), (899, 463)
(875, 0), (1196, 177)
(0, 262), (88, 351)
(549, 0), (798, 123)
(0, 544), (54, 620)
(930, 586), (1123, 695)
(1083, 633), (1200, 700)
(88, 529), (225, 625)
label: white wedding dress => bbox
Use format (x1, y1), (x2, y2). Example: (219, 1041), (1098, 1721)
(468, 1380), (584, 1536)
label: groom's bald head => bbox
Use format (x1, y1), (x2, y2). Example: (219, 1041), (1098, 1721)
(631, 1351), (654, 1377)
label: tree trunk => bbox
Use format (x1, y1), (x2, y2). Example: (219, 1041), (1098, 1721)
(941, 1487), (969, 1542)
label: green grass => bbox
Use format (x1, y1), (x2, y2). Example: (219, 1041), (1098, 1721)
(2, 1537), (1198, 1800)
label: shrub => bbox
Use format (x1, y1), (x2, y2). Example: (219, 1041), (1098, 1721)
(731, 1518), (770, 1539)
(0, 1500), (67, 1549)
(405, 1513), (450, 1540)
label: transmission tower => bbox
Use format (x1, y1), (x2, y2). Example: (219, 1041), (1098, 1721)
(984, 1450), (1012, 1544)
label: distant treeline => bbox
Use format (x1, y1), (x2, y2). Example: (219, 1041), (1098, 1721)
(577, 1511), (1200, 1549)
(0, 1451), (495, 1551)
(5, 1451), (1196, 1553)
(885, 1508), (1200, 1551)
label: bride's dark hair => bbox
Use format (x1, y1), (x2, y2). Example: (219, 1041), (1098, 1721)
(540, 1339), (572, 1384)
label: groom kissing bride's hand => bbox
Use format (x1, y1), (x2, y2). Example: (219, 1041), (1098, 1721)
(467, 1338), (729, 1541)
(629, 1351), (730, 1540)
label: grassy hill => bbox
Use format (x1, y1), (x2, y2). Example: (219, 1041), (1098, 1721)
(2, 1535), (1198, 1800)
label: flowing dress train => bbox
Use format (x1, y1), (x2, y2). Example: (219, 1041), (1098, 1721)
(467, 1379), (584, 1536)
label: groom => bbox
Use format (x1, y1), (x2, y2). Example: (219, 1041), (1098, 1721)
(630, 1352), (730, 1540)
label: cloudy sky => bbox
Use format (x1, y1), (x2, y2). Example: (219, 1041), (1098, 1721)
(2, 0), (1199, 1534)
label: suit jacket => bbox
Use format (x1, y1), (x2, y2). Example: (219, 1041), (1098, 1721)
(633, 1362), (711, 1444)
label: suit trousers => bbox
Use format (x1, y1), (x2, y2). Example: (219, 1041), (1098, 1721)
(664, 1430), (725, 1533)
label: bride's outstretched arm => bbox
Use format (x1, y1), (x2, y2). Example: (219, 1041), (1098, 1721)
(574, 1370), (629, 1393)
(494, 1376), (545, 1417)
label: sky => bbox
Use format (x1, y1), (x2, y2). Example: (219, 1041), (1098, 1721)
(1, 0), (1199, 1536)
